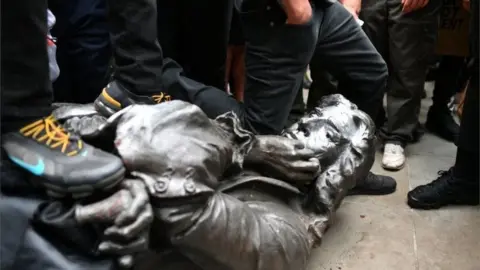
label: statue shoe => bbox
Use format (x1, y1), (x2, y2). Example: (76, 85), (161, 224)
(348, 172), (397, 195)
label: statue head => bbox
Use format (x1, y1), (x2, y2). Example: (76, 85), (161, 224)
(283, 94), (376, 205)
(283, 94), (375, 168)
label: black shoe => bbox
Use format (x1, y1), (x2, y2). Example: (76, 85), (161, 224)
(348, 172), (397, 195)
(95, 80), (172, 117)
(408, 168), (479, 209)
(2, 115), (125, 198)
(425, 106), (459, 142)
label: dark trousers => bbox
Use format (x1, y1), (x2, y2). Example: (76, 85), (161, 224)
(457, 61), (479, 156)
(361, 0), (441, 143)
(156, 0), (233, 90)
(432, 56), (469, 110)
(49, 0), (112, 104)
(108, 0), (232, 95)
(287, 69), (336, 128)
(1, 0), (53, 133)
(108, 0), (165, 95)
(172, 0), (387, 135)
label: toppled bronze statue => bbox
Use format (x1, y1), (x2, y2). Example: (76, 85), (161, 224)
(37, 94), (393, 270)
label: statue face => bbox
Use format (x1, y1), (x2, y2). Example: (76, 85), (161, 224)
(283, 94), (375, 166)
(283, 94), (376, 212)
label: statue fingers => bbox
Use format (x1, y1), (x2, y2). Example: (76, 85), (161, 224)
(98, 234), (149, 255)
(105, 204), (153, 240)
(75, 189), (132, 224)
(115, 179), (150, 226)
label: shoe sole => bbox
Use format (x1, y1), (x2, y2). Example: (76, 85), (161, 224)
(95, 95), (121, 117)
(381, 161), (405, 171)
(39, 167), (126, 199)
(348, 187), (396, 196)
(407, 197), (480, 210)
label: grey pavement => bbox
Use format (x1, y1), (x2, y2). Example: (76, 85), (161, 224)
(307, 83), (480, 270)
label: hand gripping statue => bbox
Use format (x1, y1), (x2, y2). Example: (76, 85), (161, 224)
(27, 94), (392, 270)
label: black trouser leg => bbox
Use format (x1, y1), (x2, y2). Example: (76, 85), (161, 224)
(1, 0), (53, 133)
(432, 56), (466, 109)
(157, 0), (233, 90)
(287, 85), (306, 128)
(51, 0), (112, 103)
(311, 2), (388, 120)
(307, 67), (337, 112)
(453, 59), (479, 182)
(364, 0), (440, 143)
(181, 0), (233, 90)
(108, 0), (164, 94)
(170, 0), (386, 135)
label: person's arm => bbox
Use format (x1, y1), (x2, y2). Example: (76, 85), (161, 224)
(401, 0), (429, 13)
(341, 0), (362, 18)
(281, 0), (313, 24)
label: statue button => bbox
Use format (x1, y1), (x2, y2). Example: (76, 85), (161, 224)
(184, 182), (196, 193)
(154, 180), (168, 193)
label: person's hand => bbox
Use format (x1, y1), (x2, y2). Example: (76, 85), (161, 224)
(75, 179), (153, 269)
(245, 135), (320, 183)
(341, 0), (361, 18)
(281, 0), (313, 25)
(402, 0), (429, 13)
(462, 0), (470, 11)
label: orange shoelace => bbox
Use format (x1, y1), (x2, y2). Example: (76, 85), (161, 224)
(20, 115), (82, 156)
(152, 93), (172, 103)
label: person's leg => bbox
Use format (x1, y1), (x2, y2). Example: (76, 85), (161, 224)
(1, 0), (124, 198)
(380, 0), (441, 170)
(286, 85), (306, 128)
(360, 0), (389, 129)
(1, 0), (53, 132)
(94, 0), (173, 115)
(51, 0), (112, 103)
(407, 59), (479, 209)
(307, 67), (337, 112)
(426, 55), (464, 142)
(180, 0), (234, 90)
(238, 0), (319, 134)
(311, 1), (388, 121)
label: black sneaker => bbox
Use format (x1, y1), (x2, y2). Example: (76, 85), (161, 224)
(2, 115), (125, 198)
(348, 172), (397, 195)
(425, 106), (459, 142)
(407, 168), (479, 209)
(95, 80), (172, 117)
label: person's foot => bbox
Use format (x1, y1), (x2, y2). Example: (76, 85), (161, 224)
(382, 142), (406, 171)
(425, 105), (460, 142)
(95, 80), (172, 117)
(349, 172), (397, 195)
(408, 168), (479, 209)
(2, 115), (125, 198)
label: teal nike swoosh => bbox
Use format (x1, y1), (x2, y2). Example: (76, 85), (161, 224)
(9, 156), (45, 176)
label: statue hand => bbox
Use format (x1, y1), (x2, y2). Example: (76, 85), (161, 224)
(245, 135), (320, 183)
(52, 103), (109, 138)
(75, 179), (153, 268)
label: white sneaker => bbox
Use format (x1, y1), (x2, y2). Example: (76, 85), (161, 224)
(382, 143), (406, 171)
